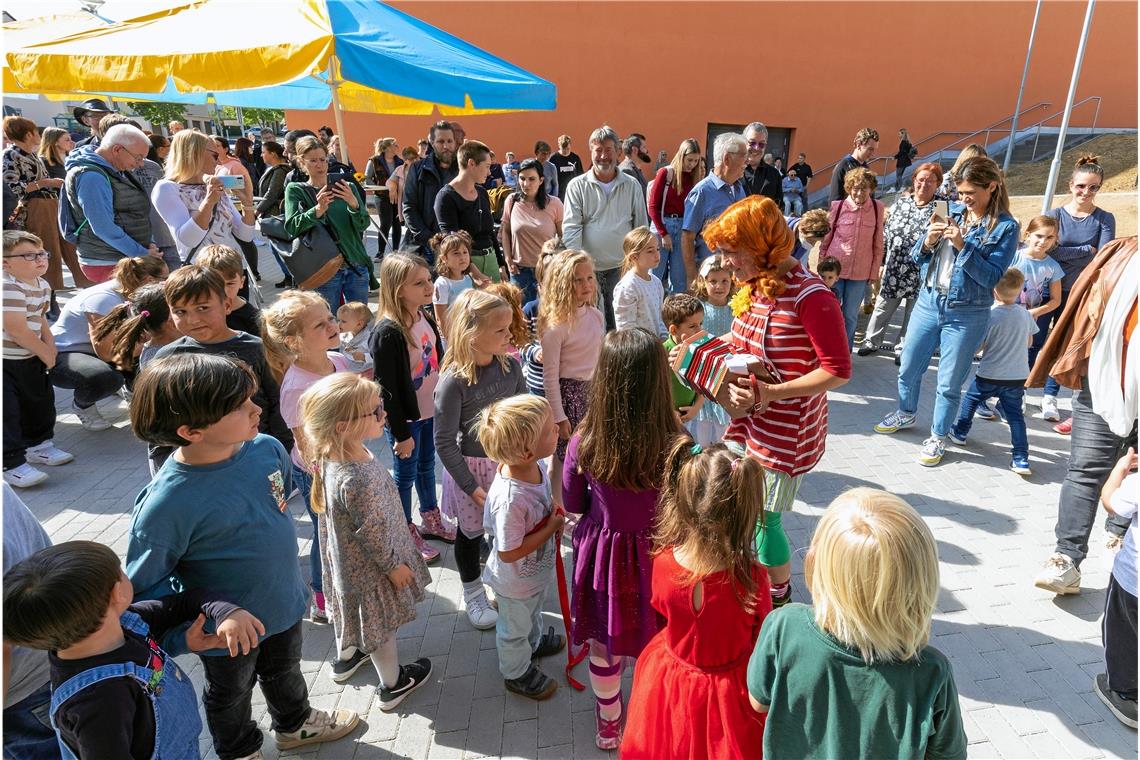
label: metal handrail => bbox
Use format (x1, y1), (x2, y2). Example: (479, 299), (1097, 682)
(1023, 96), (1102, 161)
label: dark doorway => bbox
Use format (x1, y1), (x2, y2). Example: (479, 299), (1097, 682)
(705, 123), (792, 164)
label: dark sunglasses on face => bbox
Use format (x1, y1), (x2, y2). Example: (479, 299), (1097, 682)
(3, 250), (49, 261)
(748, 140), (767, 150)
(351, 404), (385, 422)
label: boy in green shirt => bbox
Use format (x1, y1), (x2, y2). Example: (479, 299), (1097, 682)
(661, 293), (705, 429)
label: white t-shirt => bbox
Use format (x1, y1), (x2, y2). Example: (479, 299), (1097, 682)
(612, 269), (667, 338)
(433, 274), (474, 306)
(50, 281), (124, 353)
(482, 461), (555, 600)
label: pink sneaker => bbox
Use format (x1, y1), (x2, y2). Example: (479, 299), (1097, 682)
(418, 508), (456, 544)
(1054, 418), (1073, 435)
(594, 695), (624, 750)
(409, 523), (440, 564)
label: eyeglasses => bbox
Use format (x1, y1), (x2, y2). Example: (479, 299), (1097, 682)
(1073, 183), (1101, 192)
(747, 140), (767, 150)
(301, 156), (329, 166)
(350, 404), (385, 422)
(118, 145), (148, 163)
(3, 250), (49, 261)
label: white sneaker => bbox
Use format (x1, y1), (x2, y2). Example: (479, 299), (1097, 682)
(1038, 395), (1061, 422)
(3, 463), (48, 488)
(72, 401), (112, 431)
(464, 589), (498, 630)
(1034, 552), (1081, 595)
(25, 441), (74, 466)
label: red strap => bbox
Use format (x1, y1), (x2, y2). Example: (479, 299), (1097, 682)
(525, 513), (588, 690)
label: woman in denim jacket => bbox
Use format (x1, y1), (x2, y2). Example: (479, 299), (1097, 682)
(874, 157), (1018, 467)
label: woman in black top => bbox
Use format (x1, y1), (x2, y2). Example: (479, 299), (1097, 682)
(894, 128), (916, 189)
(365, 137), (404, 254)
(255, 142), (294, 288)
(433, 140), (506, 282)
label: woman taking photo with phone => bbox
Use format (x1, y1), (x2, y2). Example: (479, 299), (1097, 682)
(151, 129), (260, 303)
(284, 134), (373, 309)
(874, 156), (1018, 467)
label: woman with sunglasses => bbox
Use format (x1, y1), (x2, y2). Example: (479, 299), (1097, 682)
(1038, 154), (1117, 430)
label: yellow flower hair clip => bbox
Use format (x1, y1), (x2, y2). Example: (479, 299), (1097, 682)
(730, 284), (753, 317)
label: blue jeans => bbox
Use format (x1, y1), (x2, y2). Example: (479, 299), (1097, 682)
(511, 267), (538, 305)
(897, 288), (991, 437)
(952, 378), (1028, 458)
(783, 196), (804, 216)
(1027, 309), (1054, 372)
(291, 464), (322, 594)
(833, 278), (869, 349)
(385, 418), (438, 523)
(314, 263), (369, 311)
(1042, 290), (1071, 398)
(653, 216), (687, 293)
(3, 683), (59, 760)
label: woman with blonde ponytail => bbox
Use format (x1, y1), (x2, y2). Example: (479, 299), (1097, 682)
(699, 194), (851, 609)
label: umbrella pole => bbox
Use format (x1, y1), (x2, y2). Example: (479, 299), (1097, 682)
(328, 55), (349, 165)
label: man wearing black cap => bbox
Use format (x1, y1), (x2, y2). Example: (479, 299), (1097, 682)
(72, 99), (115, 148)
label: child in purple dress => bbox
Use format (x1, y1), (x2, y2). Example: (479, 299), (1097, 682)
(563, 328), (683, 749)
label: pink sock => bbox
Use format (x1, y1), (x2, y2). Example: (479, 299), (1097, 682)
(314, 591), (326, 611)
(589, 643), (623, 720)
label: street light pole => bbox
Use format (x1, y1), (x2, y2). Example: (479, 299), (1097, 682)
(1004, 0), (1043, 172)
(1042, 0), (1096, 213)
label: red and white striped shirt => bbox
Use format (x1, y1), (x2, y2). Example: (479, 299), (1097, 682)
(725, 264), (851, 476)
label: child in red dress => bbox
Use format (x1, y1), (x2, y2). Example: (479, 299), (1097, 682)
(622, 439), (772, 759)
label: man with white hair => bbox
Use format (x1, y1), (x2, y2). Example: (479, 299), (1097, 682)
(562, 125), (649, 330)
(60, 123), (158, 283)
(680, 132), (747, 285)
(742, 121), (783, 208)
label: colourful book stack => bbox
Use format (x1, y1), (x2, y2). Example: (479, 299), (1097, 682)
(672, 333), (735, 402)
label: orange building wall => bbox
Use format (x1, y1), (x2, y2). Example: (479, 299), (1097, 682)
(288, 1), (1137, 177)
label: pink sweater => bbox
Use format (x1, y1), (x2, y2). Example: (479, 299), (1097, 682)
(540, 305), (605, 422)
(820, 197), (885, 281)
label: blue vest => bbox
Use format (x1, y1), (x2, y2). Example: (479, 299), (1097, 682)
(49, 611), (201, 760)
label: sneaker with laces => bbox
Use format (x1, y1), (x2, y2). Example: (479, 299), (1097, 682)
(72, 401), (112, 431)
(309, 601), (328, 625)
(1106, 532), (1125, 554)
(917, 436), (945, 467)
(464, 588), (498, 630)
(331, 648), (369, 683)
(1034, 552), (1081, 595)
(1038, 395), (1061, 422)
(378, 658), (432, 711)
(3, 463), (48, 488)
(946, 428), (968, 446)
(505, 664), (557, 701)
(974, 401), (997, 421)
(25, 441), (74, 466)
(409, 523), (440, 563)
(1010, 455), (1032, 476)
(418, 508), (456, 543)
(874, 410), (916, 434)
(273, 707), (359, 750)
(1094, 673), (1138, 728)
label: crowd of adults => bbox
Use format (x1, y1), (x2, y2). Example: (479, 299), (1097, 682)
(2, 98), (1137, 739)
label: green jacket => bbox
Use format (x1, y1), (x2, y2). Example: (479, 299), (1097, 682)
(283, 182), (373, 277)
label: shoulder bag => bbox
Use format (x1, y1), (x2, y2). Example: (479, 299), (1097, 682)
(283, 185), (343, 289)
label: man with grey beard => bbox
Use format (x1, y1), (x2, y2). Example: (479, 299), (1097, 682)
(402, 120), (459, 263)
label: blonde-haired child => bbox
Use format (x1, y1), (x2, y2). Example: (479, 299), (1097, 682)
(612, 226), (667, 337)
(484, 280), (529, 358)
(431, 231), (476, 338)
(538, 249), (605, 502)
(476, 394), (565, 700)
(520, 240), (563, 397)
(299, 372), (433, 710)
(336, 301), (375, 377)
(623, 439), (771, 758)
(747, 488), (966, 760)
(262, 289), (349, 627)
(434, 289), (526, 629)
(373, 253), (449, 561)
(1013, 215), (1064, 388)
(196, 243), (261, 336)
(688, 255), (733, 445)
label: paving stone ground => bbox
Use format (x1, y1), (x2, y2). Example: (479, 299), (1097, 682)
(14, 239), (1137, 759)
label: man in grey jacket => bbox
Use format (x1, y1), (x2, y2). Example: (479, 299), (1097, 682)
(562, 126), (649, 330)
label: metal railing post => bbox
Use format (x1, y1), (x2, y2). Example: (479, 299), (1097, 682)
(1005, 0), (1044, 171)
(1043, 0), (1096, 212)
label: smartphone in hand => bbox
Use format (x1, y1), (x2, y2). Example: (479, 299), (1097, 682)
(931, 200), (949, 223)
(219, 174), (245, 191)
(326, 171), (349, 189)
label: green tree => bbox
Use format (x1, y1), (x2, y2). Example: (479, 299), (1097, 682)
(125, 101), (187, 127)
(218, 106), (285, 128)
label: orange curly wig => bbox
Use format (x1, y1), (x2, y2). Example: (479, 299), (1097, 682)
(701, 195), (795, 299)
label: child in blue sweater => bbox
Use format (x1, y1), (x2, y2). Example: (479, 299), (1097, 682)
(126, 353), (360, 758)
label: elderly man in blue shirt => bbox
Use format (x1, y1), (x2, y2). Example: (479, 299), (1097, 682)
(681, 132), (748, 286)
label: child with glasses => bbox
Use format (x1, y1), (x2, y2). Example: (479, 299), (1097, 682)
(2, 230), (73, 488)
(299, 371), (433, 711)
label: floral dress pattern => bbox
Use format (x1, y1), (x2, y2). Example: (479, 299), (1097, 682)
(2, 146), (49, 229)
(318, 457), (432, 651)
(878, 193), (935, 301)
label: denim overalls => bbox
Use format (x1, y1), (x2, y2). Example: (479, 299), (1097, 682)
(49, 611), (201, 760)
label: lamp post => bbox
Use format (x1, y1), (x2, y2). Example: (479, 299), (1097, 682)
(1003, 0), (1043, 172)
(1042, 0), (1096, 213)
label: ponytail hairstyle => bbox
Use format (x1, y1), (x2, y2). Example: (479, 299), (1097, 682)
(620, 226), (658, 275)
(483, 281), (529, 348)
(440, 289), (513, 385)
(112, 256), (168, 298)
(260, 289), (332, 382)
(955, 156), (1010, 231)
(90, 284), (172, 372)
(947, 143), (988, 181)
(653, 438), (766, 613)
(1022, 214), (1059, 247)
(298, 372), (379, 514)
(429, 231), (473, 280)
(1071, 152), (1105, 183)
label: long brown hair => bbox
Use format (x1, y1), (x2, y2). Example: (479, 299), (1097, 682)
(653, 438), (766, 613)
(574, 328), (681, 490)
(956, 156), (1010, 231)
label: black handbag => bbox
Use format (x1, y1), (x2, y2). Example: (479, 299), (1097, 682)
(282, 186), (343, 289)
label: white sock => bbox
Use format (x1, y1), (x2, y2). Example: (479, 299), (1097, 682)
(462, 580), (485, 603)
(372, 638), (400, 688)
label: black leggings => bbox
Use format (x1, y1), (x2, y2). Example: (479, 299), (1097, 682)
(454, 531), (483, 583)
